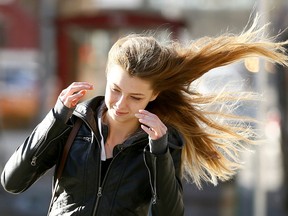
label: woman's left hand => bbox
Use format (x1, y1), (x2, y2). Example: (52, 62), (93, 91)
(135, 110), (167, 140)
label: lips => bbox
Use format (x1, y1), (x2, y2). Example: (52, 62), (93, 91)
(114, 109), (128, 116)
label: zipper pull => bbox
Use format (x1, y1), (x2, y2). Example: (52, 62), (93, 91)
(97, 187), (102, 197)
(152, 194), (157, 205)
(31, 156), (37, 166)
(83, 137), (91, 142)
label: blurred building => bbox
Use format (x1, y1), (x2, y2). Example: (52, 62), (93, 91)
(0, 0), (288, 215)
(0, 0), (39, 128)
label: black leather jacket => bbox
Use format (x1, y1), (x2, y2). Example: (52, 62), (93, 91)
(1, 96), (184, 216)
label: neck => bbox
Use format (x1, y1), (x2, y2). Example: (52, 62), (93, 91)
(104, 113), (139, 143)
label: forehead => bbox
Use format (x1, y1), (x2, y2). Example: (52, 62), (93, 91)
(107, 65), (153, 93)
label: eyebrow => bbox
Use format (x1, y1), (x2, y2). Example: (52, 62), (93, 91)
(113, 84), (145, 96)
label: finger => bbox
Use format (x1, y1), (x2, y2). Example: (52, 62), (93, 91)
(139, 118), (162, 139)
(59, 82), (93, 107)
(137, 116), (156, 131)
(141, 124), (164, 140)
(136, 111), (158, 129)
(140, 124), (155, 137)
(136, 109), (167, 139)
(135, 110), (156, 124)
(63, 89), (87, 108)
(67, 82), (94, 95)
(70, 81), (93, 87)
(138, 109), (156, 117)
(60, 83), (93, 100)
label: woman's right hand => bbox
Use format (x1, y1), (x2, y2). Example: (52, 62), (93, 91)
(59, 82), (94, 108)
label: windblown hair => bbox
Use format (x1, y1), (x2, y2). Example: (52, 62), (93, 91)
(106, 16), (288, 188)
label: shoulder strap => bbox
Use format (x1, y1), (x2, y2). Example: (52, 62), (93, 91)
(56, 118), (82, 180)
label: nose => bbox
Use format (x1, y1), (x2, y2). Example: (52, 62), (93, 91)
(115, 94), (126, 109)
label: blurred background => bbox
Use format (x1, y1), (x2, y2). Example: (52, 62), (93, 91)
(0, 0), (287, 215)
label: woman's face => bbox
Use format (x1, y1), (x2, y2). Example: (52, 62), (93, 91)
(105, 65), (157, 125)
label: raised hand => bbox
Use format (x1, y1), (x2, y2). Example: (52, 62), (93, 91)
(135, 109), (167, 140)
(59, 82), (94, 108)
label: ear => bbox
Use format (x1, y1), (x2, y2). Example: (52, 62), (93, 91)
(149, 92), (159, 102)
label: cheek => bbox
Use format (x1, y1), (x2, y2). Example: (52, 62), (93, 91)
(105, 90), (118, 107)
(132, 100), (149, 112)
(104, 88), (113, 107)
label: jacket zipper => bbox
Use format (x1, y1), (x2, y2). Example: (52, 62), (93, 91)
(72, 115), (104, 216)
(81, 116), (145, 215)
(152, 157), (157, 204)
(74, 116), (105, 216)
(92, 139), (144, 215)
(93, 151), (103, 216)
(143, 147), (157, 205)
(92, 145), (125, 216)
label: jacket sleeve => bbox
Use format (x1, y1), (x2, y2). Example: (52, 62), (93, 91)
(1, 99), (74, 194)
(144, 129), (185, 216)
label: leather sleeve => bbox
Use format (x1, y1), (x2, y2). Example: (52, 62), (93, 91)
(1, 99), (73, 194)
(148, 133), (168, 154)
(144, 130), (185, 216)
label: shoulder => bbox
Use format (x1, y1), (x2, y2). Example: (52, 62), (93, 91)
(78, 96), (105, 110)
(74, 96), (105, 116)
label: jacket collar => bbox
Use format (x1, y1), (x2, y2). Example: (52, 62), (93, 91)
(73, 96), (104, 135)
(73, 96), (184, 150)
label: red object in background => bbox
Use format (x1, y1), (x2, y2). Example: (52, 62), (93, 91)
(0, 1), (39, 128)
(0, 1), (39, 49)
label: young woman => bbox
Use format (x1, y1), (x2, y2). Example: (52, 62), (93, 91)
(2, 17), (288, 215)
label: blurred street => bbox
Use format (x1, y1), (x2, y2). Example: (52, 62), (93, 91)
(0, 0), (288, 215)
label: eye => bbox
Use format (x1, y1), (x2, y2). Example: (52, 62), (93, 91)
(111, 88), (120, 92)
(131, 96), (143, 101)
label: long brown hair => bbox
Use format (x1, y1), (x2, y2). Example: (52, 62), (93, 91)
(106, 16), (288, 188)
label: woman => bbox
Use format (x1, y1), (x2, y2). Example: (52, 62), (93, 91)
(1, 17), (288, 215)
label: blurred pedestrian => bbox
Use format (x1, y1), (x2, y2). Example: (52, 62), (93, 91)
(1, 16), (288, 215)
